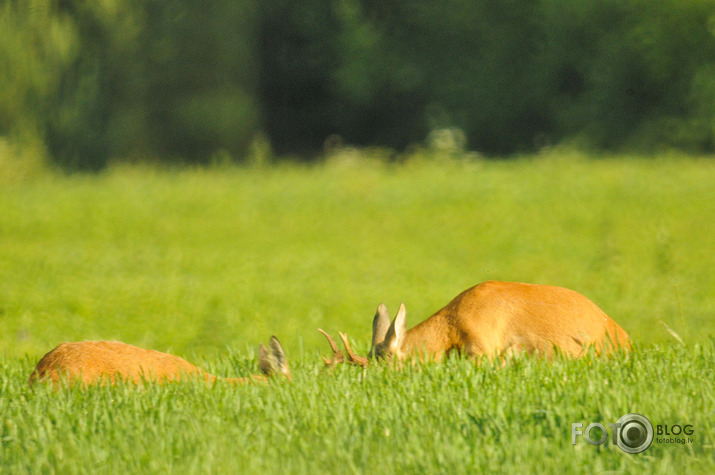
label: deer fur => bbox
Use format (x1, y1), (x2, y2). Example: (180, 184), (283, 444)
(321, 281), (630, 366)
(28, 337), (290, 388)
(370, 281), (630, 361)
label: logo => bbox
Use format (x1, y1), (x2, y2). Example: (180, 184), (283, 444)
(572, 413), (654, 454)
(656, 423), (695, 445)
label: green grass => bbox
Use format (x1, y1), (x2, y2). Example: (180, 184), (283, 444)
(1, 344), (713, 473)
(1, 151), (714, 472)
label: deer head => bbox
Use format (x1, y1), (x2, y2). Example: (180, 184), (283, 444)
(369, 303), (407, 360)
(319, 302), (407, 367)
(258, 335), (292, 381)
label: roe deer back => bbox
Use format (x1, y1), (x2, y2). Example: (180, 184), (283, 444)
(29, 337), (290, 387)
(321, 281), (630, 365)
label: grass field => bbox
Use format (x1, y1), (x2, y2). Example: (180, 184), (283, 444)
(1, 150), (714, 472)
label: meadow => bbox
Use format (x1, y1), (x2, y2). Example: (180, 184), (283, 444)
(1, 150), (714, 472)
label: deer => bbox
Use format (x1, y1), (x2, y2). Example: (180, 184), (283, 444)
(28, 336), (291, 388)
(320, 281), (630, 367)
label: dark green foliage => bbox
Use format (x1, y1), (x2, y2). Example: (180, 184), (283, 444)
(1, 0), (714, 168)
(257, 0), (342, 154)
(536, 0), (715, 152)
(2, 0), (260, 169)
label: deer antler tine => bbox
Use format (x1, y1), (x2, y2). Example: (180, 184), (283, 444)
(318, 329), (345, 366)
(318, 329), (340, 353)
(338, 332), (369, 368)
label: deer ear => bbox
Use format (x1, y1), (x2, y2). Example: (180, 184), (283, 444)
(371, 303), (391, 353)
(258, 343), (272, 376)
(383, 303), (407, 355)
(268, 336), (291, 380)
(393, 303), (407, 347)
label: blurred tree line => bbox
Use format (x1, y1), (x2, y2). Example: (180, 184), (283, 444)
(1, 0), (714, 169)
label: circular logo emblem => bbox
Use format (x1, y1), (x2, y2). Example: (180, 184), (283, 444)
(615, 413), (654, 454)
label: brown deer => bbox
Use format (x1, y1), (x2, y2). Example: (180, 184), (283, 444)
(321, 281), (630, 367)
(29, 336), (290, 388)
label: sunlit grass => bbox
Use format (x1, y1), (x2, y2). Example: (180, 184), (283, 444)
(1, 152), (712, 358)
(0, 151), (713, 472)
(1, 342), (713, 473)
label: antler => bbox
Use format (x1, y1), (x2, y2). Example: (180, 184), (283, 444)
(318, 328), (345, 366)
(337, 332), (368, 367)
(318, 329), (368, 368)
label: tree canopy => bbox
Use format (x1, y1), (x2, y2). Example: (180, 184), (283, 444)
(2, 0), (714, 169)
